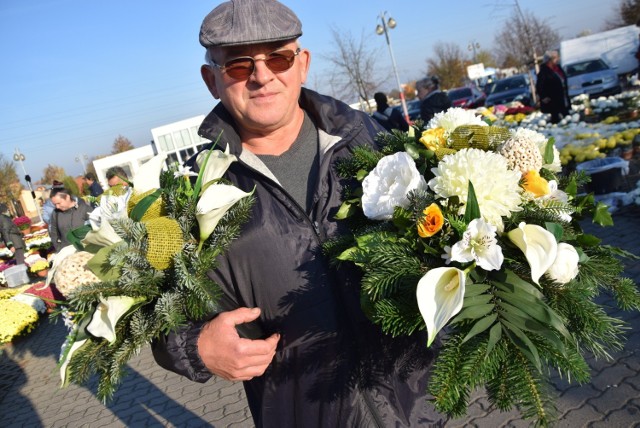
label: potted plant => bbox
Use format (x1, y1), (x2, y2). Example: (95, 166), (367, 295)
(12, 216), (32, 234)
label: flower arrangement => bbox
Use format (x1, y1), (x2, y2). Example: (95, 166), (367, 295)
(326, 108), (640, 425)
(0, 285), (40, 344)
(51, 141), (254, 402)
(13, 215), (31, 231)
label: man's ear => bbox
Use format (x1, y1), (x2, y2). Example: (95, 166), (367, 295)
(298, 49), (311, 85)
(201, 65), (220, 99)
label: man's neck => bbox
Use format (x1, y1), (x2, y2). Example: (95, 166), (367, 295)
(240, 108), (305, 156)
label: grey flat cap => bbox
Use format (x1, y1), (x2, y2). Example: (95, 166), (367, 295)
(199, 0), (302, 48)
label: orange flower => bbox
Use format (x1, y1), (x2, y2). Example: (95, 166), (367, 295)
(419, 128), (446, 151)
(417, 203), (444, 238)
(522, 170), (550, 197)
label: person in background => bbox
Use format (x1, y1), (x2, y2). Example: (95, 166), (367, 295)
(536, 50), (570, 124)
(416, 76), (451, 124)
(371, 92), (409, 132)
(105, 166), (130, 188)
(83, 172), (104, 197)
(0, 203), (25, 265)
(48, 187), (92, 250)
(152, 1), (445, 426)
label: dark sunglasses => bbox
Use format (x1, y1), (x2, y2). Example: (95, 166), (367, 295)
(210, 48), (301, 81)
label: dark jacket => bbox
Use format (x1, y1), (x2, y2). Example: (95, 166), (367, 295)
(49, 198), (92, 250)
(88, 181), (104, 198)
(0, 214), (25, 253)
(372, 105), (409, 132)
(419, 90), (452, 124)
(536, 63), (570, 116)
(152, 88), (444, 427)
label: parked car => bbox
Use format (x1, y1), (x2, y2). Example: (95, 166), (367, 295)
(392, 99), (421, 122)
(446, 86), (486, 108)
(564, 58), (622, 98)
(484, 74), (534, 107)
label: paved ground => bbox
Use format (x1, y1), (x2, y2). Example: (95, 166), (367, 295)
(1, 205), (639, 427)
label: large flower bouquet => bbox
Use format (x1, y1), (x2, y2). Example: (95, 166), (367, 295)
(51, 141), (254, 402)
(326, 108), (640, 425)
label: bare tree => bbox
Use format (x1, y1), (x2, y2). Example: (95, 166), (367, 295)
(605, 0), (640, 29)
(112, 135), (135, 154)
(0, 154), (21, 208)
(42, 164), (66, 185)
(494, 8), (560, 69)
(323, 28), (384, 110)
(426, 42), (467, 89)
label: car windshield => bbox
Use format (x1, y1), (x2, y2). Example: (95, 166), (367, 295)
(490, 77), (527, 94)
(565, 60), (608, 77)
(448, 88), (472, 100)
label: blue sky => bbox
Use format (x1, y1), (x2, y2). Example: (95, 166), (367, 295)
(0, 0), (617, 182)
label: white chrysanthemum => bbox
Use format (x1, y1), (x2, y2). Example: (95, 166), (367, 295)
(499, 136), (543, 175)
(510, 128), (561, 172)
(428, 148), (522, 230)
(362, 152), (428, 220)
(427, 107), (487, 134)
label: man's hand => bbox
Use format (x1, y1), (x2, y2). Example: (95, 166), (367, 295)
(197, 307), (279, 381)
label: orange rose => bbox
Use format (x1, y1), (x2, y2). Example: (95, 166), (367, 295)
(419, 128), (446, 151)
(417, 203), (444, 238)
(522, 170), (550, 197)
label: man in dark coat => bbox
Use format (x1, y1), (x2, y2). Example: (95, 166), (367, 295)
(151, 1), (446, 427)
(536, 50), (570, 124)
(48, 187), (92, 250)
(0, 204), (25, 265)
(416, 76), (452, 124)
(371, 92), (409, 132)
(83, 172), (104, 198)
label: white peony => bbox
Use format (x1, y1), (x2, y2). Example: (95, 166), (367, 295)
(426, 107), (487, 134)
(362, 152), (428, 220)
(510, 128), (561, 172)
(428, 148), (522, 231)
(545, 243), (579, 284)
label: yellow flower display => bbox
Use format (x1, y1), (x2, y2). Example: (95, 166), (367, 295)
(0, 300), (39, 344)
(522, 170), (550, 197)
(419, 127), (446, 151)
(417, 203), (444, 238)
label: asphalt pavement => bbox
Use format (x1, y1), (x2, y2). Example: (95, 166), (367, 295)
(1, 204), (639, 427)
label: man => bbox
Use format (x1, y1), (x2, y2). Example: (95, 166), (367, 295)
(416, 76), (451, 124)
(152, 1), (444, 427)
(371, 92), (409, 132)
(536, 50), (570, 124)
(0, 203), (25, 265)
(83, 172), (104, 197)
(105, 166), (130, 188)
(48, 187), (92, 250)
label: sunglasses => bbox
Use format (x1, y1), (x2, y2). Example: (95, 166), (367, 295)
(210, 48), (301, 81)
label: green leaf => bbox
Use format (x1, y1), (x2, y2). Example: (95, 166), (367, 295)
(486, 323), (502, 355)
(564, 176), (577, 197)
(499, 303), (566, 354)
(544, 222), (563, 241)
(86, 243), (123, 282)
(335, 201), (355, 220)
(67, 224), (92, 251)
(462, 294), (493, 308)
(404, 143), (422, 159)
(502, 319), (542, 372)
(576, 233), (601, 247)
(193, 132), (223, 198)
(462, 313), (497, 343)
(356, 169), (369, 181)
(392, 206), (413, 229)
(450, 303), (495, 323)
(463, 181), (481, 223)
(464, 283), (491, 298)
(593, 202), (613, 226)
(129, 188), (163, 222)
(543, 137), (555, 165)
(336, 246), (359, 262)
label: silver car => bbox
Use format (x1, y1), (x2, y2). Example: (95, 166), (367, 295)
(565, 59), (622, 98)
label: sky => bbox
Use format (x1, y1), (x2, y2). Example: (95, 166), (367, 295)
(0, 0), (618, 183)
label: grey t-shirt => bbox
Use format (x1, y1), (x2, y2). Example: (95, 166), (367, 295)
(257, 113), (319, 213)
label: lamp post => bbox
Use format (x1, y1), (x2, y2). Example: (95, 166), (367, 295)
(376, 12), (410, 124)
(13, 148), (44, 223)
(75, 154), (88, 174)
(468, 40), (480, 63)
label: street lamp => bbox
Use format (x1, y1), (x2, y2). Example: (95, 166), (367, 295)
(13, 148), (44, 223)
(376, 12), (410, 123)
(468, 41), (480, 63)
(75, 154), (89, 174)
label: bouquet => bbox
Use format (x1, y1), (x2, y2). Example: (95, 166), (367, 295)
(13, 215), (31, 231)
(51, 141), (254, 402)
(326, 108), (640, 425)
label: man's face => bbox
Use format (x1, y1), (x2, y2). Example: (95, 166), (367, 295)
(201, 40), (310, 135)
(107, 176), (126, 187)
(50, 193), (75, 211)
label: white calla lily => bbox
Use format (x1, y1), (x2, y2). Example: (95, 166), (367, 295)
(196, 144), (237, 186)
(86, 295), (146, 343)
(416, 267), (466, 346)
(131, 154), (167, 193)
(60, 337), (88, 387)
(196, 184), (253, 248)
(59, 317), (90, 387)
(507, 222), (558, 285)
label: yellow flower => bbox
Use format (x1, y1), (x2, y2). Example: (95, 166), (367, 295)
(419, 128), (446, 151)
(522, 170), (550, 197)
(417, 203), (444, 238)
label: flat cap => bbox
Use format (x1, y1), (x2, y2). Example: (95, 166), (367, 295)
(199, 0), (302, 48)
